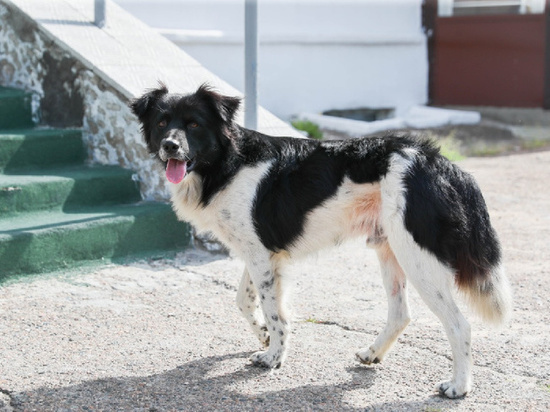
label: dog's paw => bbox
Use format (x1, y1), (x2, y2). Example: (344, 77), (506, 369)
(437, 380), (470, 399)
(250, 350), (283, 369)
(355, 347), (381, 365)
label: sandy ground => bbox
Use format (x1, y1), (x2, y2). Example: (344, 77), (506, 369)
(1, 149), (549, 411)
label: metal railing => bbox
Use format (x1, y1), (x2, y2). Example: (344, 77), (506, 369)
(244, 0), (258, 130)
(94, 0), (259, 130)
(94, 0), (106, 28)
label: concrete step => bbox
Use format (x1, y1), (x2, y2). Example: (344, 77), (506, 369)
(0, 166), (142, 214)
(0, 203), (190, 279)
(0, 128), (86, 172)
(0, 86), (34, 130)
(0, 85), (191, 279)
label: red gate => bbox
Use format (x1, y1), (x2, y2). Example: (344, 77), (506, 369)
(423, 0), (550, 109)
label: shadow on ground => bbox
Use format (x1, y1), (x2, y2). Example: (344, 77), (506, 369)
(8, 351), (460, 411)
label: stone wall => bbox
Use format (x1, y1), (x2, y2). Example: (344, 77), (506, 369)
(0, 1), (168, 200)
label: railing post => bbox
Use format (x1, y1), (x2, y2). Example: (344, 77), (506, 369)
(94, 0), (106, 28)
(244, 0), (258, 130)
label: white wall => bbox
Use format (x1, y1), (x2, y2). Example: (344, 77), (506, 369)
(115, 0), (428, 120)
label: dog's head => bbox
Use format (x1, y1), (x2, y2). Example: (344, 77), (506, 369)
(130, 83), (240, 184)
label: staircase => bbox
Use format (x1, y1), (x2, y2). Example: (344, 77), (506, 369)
(0, 86), (190, 280)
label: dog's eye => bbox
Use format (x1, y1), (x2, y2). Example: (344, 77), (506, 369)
(158, 120), (167, 128)
(189, 122), (199, 129)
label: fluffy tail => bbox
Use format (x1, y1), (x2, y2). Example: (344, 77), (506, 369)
(459, 264), (512, 325)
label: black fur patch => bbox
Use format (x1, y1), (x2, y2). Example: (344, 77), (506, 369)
(403, 151), (501, 286)
(131, 84), (501, 284)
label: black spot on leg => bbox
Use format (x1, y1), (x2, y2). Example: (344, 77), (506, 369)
(261, 278), (274, 289)
(436, 292), (443, 300)
(373, 357), (380, 364)
(261, 294), (265, 301)
(278, 330), (284, 336)
(272, 326), (276, 331)
(220, 209), (231, 220)
(260, 325), (268, 332)
(271, 315), (279, 322)
(280, 340), (285, 346)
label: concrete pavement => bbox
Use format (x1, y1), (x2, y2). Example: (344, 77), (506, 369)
(1, 150), (550, 411)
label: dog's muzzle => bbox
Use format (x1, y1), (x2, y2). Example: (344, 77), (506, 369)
(160, 136), (194, 184)
(160, 137), (185, 161)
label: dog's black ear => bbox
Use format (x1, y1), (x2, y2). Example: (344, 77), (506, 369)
(195, 83), (241, 124)
(130, 82), (169, 120)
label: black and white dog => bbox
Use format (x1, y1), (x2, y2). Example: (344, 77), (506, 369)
(131, 84), (511, 398)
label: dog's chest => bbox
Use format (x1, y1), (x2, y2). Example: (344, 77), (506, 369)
(170, 161), (273, 249)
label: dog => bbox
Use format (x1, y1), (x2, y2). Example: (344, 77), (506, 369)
(130, 84), (511, 398)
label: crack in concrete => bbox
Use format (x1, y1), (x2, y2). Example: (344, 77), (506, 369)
(305, 318), (456, 362)
(176, 267), (546, 384)
(305, 319), (369, 333)
(306, 319), (546, 383)
(209, 278), (238, 292)
(179, 268), (238, 292)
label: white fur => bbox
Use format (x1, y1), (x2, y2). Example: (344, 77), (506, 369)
(356, 242), (411, 365)
(171, 162), (291, 367)
(167, 150), (504, 398)
(380, 152), (473, 398)
(462, 263), (512, 325)
(287, 179), (381, 258)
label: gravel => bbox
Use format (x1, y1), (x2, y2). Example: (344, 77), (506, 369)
(1, 150), (549, 411)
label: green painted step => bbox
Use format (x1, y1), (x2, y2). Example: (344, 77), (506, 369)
(0, 87), (34, 130)
(0, 166), (142, 214)
(0, 85), (192, 278)
(0, 203), (190, 279)
(0, 128), (86, 172)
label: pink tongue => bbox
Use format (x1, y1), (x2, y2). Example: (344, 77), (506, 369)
(166, 159), (187, 184)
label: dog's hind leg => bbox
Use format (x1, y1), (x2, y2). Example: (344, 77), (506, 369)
(388, 233), (473, 398)
(356, 241), (410, 365)
(236, 268), (270, 347)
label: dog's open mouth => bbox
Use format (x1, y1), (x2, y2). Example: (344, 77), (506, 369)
(166, 158), (194, 184)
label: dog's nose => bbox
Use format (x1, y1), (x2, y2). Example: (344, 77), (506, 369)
(162, 138), (180, 154)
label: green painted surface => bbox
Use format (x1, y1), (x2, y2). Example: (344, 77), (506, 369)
(0, 86), (191, 280)
(0, 166), (142, 214)
(0, 128), (86, 172)
(0, 203), (190, 280)
(0, 87), (34, 130)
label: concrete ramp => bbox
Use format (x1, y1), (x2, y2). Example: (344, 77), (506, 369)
(6, 0), (295, 136)
(1, 0), (299, 199)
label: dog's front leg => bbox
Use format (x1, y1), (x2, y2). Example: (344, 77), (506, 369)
(246, 260), (289, 369)
(236, 268), (270, 347)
